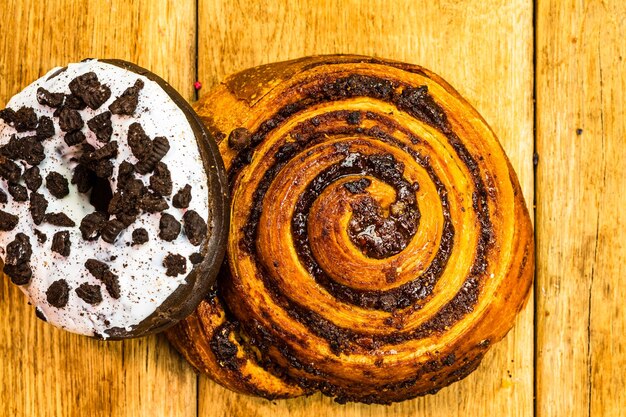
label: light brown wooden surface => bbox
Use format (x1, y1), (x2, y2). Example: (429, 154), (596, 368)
(536, 0), (626, 416)
(0, 0), (622, 416)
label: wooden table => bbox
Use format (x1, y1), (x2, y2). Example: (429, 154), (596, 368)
(0, 0), (623, 416)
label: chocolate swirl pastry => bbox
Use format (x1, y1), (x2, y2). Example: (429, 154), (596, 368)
(0, 59), (228, 339)
(166, 55), (534, 403)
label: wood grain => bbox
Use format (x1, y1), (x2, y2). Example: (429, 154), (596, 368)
(536, 0), (626, 416)
(9, 0), (624, 416)
(0, 1), (198, 416)
(197, 0), (534, 415)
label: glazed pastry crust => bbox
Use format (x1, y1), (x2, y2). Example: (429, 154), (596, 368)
(166, 55), (534, 404)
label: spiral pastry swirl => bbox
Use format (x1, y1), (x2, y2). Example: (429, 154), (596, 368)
(166, 55), (534, 404)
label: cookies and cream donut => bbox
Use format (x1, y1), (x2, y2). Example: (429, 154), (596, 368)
(0, 59), (228, 339)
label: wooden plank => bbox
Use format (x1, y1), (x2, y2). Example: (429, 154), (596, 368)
(197, 0), (534, 415)
(536, 1), (626, 416)
(0, 1), (198, 416)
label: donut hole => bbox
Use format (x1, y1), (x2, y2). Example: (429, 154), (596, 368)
(89, 177), (113, 213)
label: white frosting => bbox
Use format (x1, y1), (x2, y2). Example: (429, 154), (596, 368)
(0, 60), (209, 337)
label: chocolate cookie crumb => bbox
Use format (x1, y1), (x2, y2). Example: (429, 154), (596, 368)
(149, 162), (172, 196)
(101, 219), (124, 243)
(82, 139), (95, 152)
(0, 210), (19, 231)
(80, 212), (107, 240)
(34, 229), (47, 243)
(109, 79), (143, 115)
(64, 130), (86, 146)
(132, 228), (149, 245)
(63, 94), (87, 110)
(117, 161), (135, 185)
(46, 171), (69, 198)
(75, 283), (103, 305)
(135, 136), (169, 174)
(159, 213), (181, 241)
(13, 107), (38, 132)
(0, 108), (16, 124)
(69, 72), (111, 110)
(5, 233), (32, 264)
(189, 252), (203, 265)
(23, 166), (42, 191)
(172, 184), (192, 208)
(140, 192), (169, 212)
(153, 135), (170, 156)
(72, 164), (96, 193)
(117, 213), (137, 228)
(30, 192), (48, 225)
(87, 111), (113, 143)
(0, 189), (6, 204)
(57, 107), (84, 132)
(106, 188), (128, 213)
(163, 253), (186, 277)
(0, 155), (21, 182)
(46, 280), (70, 308)
(36, 116), (55, 140)
(87, 141), (118, 161)
(85, 259), (120, 299)
(183, 210), (207, 246)
(124, 178), (145, 197)
(92, 159), (114, 178)
(36, 87), (64, 108)
(51, 231), (71, 256)
(228, 127), (251, 150)
(4, 233), (32, 284)
(35, 307), (47, 322)
(8, 183), (28, 201)
(4, 263), (33, 285)
(1, 134), (45, 165)
(127, 122), (152, 159)
(24, 136), (46, 165)
(44, 212), (75, 227)
(84, 259), (107, 277)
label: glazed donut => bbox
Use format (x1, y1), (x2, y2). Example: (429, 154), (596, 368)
(0, 59), (228, 339)
(166, 55), (534, 403)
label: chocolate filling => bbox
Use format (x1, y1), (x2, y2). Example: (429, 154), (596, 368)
(238, 126), (453, 314)
(220, 75), (493, 357)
